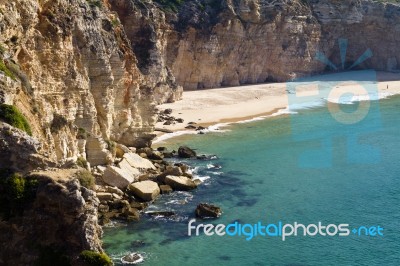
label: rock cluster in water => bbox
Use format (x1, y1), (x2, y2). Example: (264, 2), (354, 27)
(94, 144), (212, 226)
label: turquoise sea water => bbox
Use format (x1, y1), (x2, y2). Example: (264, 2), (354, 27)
(103, 95), (400, 265)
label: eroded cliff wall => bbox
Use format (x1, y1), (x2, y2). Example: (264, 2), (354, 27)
(123, 0), (400, 90)
(1, 0), (399, 165)
(0, 0), (182, 167)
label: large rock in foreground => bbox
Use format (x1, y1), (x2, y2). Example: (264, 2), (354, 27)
(164, 175), (197, 191)
(129, 181), (160, 201)
(0, 169), (103, 265)
(0, 123), (53, 173)
(195, 203), (222, 219)
(102, 165), (139, 188)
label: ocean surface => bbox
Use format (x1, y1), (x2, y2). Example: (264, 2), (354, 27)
(103, 94), (400, 266)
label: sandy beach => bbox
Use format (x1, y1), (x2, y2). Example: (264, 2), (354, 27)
(155, 71), (400, 141)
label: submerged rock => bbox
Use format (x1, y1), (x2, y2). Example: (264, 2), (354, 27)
(195, 203), (222, 219)
(146, 211), (176, 217)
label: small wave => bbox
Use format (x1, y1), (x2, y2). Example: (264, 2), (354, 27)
(206, 123), (230, 132)
(269, 107), (298, 117)
(166, 199), (189, 205)
(211, 171), (224, 176)
(186, 166), (199, 175)
(236, 116), (268, 124)
(193, 175), (211, 183)
(151, 214), (189, 222)
(111, 252), (148, 265)
(327, 91), (395, 104)
(102, 220), (127, 228)
(154, 130), (198, 143)
(287, 100), (326, 111)
(207, 163), (222, 169)
(154, 123), (229, 143)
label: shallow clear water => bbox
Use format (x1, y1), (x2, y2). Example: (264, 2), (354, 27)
(103, 96), (400, 266)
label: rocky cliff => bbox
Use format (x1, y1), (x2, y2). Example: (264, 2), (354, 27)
(156, 0), (400, 89)
(1, 0), (400, 165)
(0, 0), (182, 167)
(0, 169), (103, 265)
(0, 0), (399, 265)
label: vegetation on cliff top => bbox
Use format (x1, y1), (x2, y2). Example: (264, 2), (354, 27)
(0, 170), (39, 220)
(0, 104), (32, 135)
(77, 170), (95, 190)
(0, 59), (16, 80)
(79, 250), (113, 266)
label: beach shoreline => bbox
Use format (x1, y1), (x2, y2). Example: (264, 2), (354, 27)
(154, 71), (400, 143)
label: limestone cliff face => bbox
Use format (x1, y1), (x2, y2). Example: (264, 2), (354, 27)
(146, 0), (400, 89)
(0, 0), (182, 167)
(1, 0), (399, 165)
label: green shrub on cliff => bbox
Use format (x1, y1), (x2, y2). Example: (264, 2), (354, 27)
(77, 157), (89, 169)
(79, 250), (113, 266)
(0, 104), (32, 135)
(77, 170), (95, 190)
(0, 171), (39, 219)
(0, 59), (16, 80)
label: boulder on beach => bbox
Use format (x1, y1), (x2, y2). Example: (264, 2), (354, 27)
(164, 175), (197, 191)
(163, 108), (173, 115)
(185, 125), (197, 129)
(129, 180), (160, 201)
(195, 203), (222, 219)
(178, 146), (197, 158)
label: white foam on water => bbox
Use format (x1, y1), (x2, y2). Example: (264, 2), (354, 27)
(192, 175), (211, 183)
(206, 123), (230, 132)
(115, 252), (147, 265)
(207, 163), (222, 169)
(327, 91), (395, 104)
(235, 116), (269, 124)
(211, 171), (224, 176)
(186, 166), (199, 175)
(154, 130), (198, 143)
(102, 220), (127, 228)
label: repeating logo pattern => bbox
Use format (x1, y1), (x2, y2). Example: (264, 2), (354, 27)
(287, 39), (381, 168)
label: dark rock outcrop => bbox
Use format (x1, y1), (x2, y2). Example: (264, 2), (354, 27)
(195, 203), (222, 219)
(178, 146), (197, 158)
(0, 169), (102, 265)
